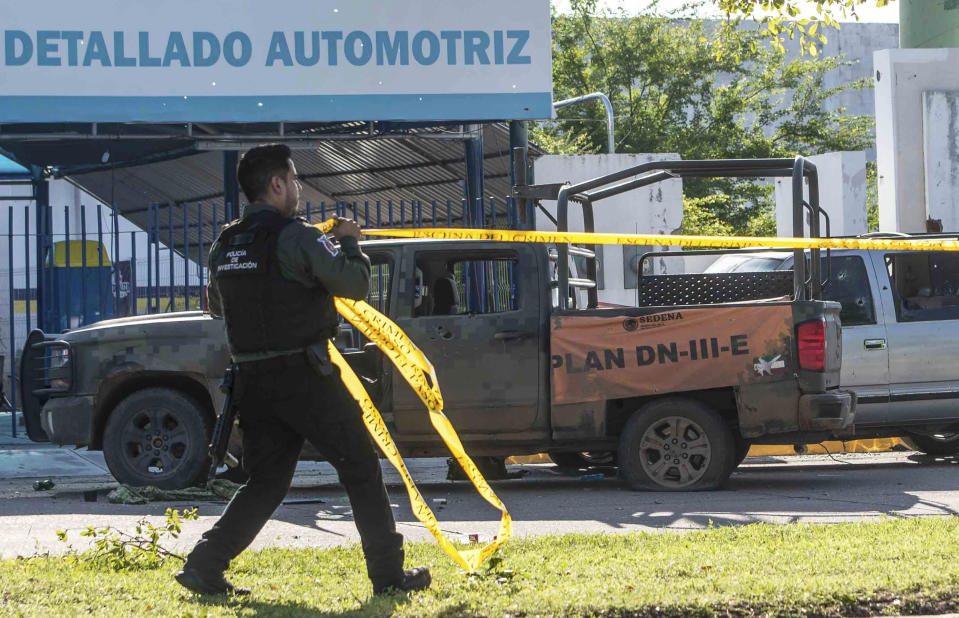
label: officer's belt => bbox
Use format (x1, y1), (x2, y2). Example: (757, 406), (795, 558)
(234, 350), (308, 371)
(231, 328), (337, 365)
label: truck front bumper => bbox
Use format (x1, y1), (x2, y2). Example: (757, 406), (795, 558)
(41, 396), (94, 447)
(798, 390), (856, 433)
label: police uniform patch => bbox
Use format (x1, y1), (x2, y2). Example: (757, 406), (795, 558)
(319, 234), (339, 256)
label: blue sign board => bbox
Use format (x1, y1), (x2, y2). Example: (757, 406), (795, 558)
(0, 1), (553, 123)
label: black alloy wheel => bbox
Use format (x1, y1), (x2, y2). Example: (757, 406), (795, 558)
(102, 387), (211, 489)
(618, 398), (736, 491)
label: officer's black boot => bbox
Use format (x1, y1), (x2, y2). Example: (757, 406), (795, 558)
(372, 566), (432, 595)
(175, 566), (251, 596)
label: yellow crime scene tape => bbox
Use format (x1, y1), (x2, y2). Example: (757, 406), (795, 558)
(360, 226), (959, 252)
(315, 220), (511, 572)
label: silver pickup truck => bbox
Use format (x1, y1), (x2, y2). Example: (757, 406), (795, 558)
(700, 237), (959, 454)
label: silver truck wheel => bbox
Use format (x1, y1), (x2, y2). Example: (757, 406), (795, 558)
(618, 398), (735, 491)
(102, 387), (211, 489)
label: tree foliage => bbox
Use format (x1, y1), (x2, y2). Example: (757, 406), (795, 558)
(535, 0), (875, 235)
(717, 0), (892, 55)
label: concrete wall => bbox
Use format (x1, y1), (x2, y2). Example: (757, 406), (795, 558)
(773, 151), (868, 237)
(533, 154), (684, 307)
(874, 48), (959, 233)
(922, 90), (959, 232)
(821, 23), (900, 125)
(707, 20), (898, 161)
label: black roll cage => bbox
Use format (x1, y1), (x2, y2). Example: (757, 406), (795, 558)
(514, 157), (827, 310)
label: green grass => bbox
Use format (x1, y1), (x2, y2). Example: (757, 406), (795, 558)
(4, 517), (959, 617)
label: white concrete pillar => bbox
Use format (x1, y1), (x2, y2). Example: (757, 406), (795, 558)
(532, 154), (684, 307)
(774, 151), (868, 237)
(922, 90), (959, 232)
(874, 48), (959, 233)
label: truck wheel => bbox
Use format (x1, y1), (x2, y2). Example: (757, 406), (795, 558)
(102, 387), (212, 489)
(549, 451), (617, 470)
(903, 431), (959, 456)
(618, 398), (735, 491)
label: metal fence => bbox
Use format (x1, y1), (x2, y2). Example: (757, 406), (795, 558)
(3, 195), (525, 437)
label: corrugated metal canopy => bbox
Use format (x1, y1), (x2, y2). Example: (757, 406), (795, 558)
(61, 123), (540, 256)
(0, 153), (29, 176)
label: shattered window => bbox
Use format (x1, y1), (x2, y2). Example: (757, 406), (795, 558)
(821, 256), (876, 326)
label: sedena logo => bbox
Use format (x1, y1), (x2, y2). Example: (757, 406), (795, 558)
(638, 311), (683, 324)
(753, 354), (787, 377)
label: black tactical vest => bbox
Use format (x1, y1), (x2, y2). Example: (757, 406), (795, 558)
(210, 209), (333, 355)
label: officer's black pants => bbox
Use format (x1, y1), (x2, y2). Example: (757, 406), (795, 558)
(185, 352), (405, 587)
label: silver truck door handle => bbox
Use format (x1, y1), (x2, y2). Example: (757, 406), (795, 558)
(864, 339), (887, 350)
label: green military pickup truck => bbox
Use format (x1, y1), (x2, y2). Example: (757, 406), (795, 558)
(20, 157), (856, 491)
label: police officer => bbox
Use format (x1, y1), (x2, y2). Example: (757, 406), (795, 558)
(175, 144), (430, 596)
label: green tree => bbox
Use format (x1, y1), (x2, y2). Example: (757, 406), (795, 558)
(535, 0), (874, 235)
(718, 0), (891, 18)
(866, 160), (879, 232)
(716, 0), (893, 55)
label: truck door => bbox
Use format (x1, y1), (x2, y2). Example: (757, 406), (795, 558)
(823, 253), (890, 425)
(872, 251), (959, 423)
(392, 244), (545, 442)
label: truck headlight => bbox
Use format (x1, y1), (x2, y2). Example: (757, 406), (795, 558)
(46, 345), (71, 392)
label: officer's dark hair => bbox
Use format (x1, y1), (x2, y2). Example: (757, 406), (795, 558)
(236, 144), (293, 202)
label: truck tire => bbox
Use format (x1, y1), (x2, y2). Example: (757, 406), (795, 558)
(903, 431), (959, 456)
(618, 398), (735, 491)
(102, 387), (212, 489)
(549, 451), (617, 470)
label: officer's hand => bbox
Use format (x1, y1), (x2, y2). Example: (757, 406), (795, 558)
(331, 217), (362, 241)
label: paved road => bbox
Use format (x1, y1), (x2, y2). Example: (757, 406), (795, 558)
(2, 435), (959, 559)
